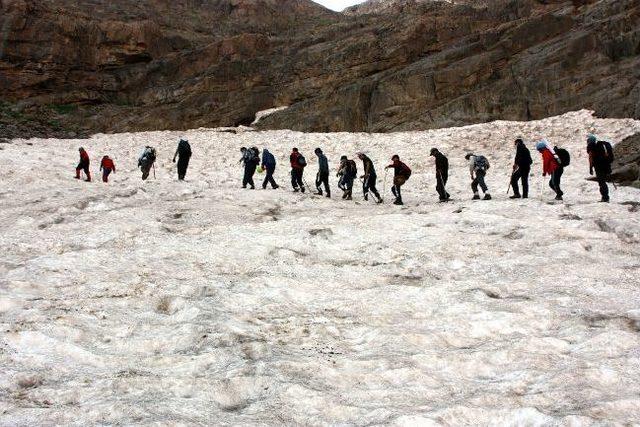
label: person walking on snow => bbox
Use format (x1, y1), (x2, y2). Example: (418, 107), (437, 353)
(430, 148), (450, 202)
(75, 147), (91, 182)
(290, 147), (307, 192)
(385, 154), (411, 205)
(357, 152), (383, 203)
(465, 153), (491, 200)
(314, 148), (330, 197)
(536, 140), (563, 200)
(586, 134), (614, 203)
(172, 139), (192, 181)
(99, 155), (116, 183)
(510, 138), (533, 199)
(138, 146), (157, 180)
(337, 155), (357, 200)
(239, 147), (259, 189)
(261, 148), (279, 190)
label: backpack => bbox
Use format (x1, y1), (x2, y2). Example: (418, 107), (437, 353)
(347, 160), (358, 178)
(554, 147), (571, 166)
(400, 162), (412, 179)
(474, 155), (490, 171)
(597, 141), (614, 164)
(178, 140), (191, 156)
(297, 154), (307, 167)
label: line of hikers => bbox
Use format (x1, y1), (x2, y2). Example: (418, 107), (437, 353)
(74, 134), (616, 204)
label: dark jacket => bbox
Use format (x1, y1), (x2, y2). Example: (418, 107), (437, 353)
(587, 141), (612, 174)
(514, 142), (533, 169)
(433, 152), (449, 175)
(317, 153), (329, 174)
(387, 159), (411, 178)
(262, 150), (276, 169)
(361, 155), (376, 177)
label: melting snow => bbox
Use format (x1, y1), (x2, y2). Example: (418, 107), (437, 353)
(1, 110), (640, 425)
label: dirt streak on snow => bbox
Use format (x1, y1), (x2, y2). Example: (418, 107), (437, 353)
(1, 110), (640, 425)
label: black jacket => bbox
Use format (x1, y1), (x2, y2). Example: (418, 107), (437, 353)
(433, 152), (449, 175)
(514, 142), (533, 169)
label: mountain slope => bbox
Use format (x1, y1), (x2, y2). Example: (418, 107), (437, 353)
(0, 0), (638, 137)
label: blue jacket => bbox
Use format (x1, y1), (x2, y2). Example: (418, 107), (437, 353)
(262, 150), (276, 169)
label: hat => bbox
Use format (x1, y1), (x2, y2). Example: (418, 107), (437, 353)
(514, 138), (523, 144)
(587, 134), (597, 144)
(391, 154), (399, 160)
(464, 153), (473, 160)
(314, 148), (322, 154)
(429, 148), (438, 156)
(536, 141), (547, 151)
(340, 155), (347, 161)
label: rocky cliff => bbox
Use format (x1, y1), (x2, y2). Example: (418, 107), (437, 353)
(0, 0), (638, 138)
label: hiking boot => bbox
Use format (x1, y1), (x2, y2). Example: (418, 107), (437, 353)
(345, 195), (352, 200)
(326, 193), (331, 198)
(301, 187), (305, 193)
(445, 193), (451, 201)
(472, 194), (480, 200)
(342, 193), (348, 199)
(509, 194), (521, 199)
(483, 194), (492, 200)
(523, 195), (528, 199)
(293, 188), (299, 192)
(439, 198), (448, 203)
(555, 195), (563, 201)
(273, 185), (279, 190)
(600, 197), (610, 203)
(393, 199), (404, 205)
(376, 197), (383, 204)
(315, 191), (323, 196)
(364, 194), (369, 201)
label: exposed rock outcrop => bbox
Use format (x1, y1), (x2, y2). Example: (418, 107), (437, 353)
(0, 0), (638, 137)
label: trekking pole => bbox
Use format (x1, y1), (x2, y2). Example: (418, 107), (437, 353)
(153, 162), (156, 180)
(383, 169), (389, 199)
(507, 167), (517, 195)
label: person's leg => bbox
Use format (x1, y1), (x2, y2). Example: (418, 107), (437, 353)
(75, 161), (83, 179)
(556, 167), (564, 197)
(471, 177), (479, 198)
(291, 169), (298, 190)
(346, 178), (353, 199)
(436, 174), (445, 200)
(248, 165), (256, 189)
(362, 177), (369, 200)
(510, 169), (522, 197)
(521, 167), (529, 198)
(477, 170), (488, 193)
(395, 183), (403, 204)
(298, 170), (305, 192)
(243, 165), (250, 188)
(315, 172), (323, 194)
(369, 173), (380, 199)
(596, 171), (609, 201)
(322, 173), (330, 197)
(83, 164), (91, 182)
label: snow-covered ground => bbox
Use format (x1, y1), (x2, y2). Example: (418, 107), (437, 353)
(1, 110), (640, 425)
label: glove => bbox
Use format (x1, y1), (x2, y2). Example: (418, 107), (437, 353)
(172, 158), (176, 163)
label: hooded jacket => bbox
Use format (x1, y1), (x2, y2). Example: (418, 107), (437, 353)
(514, 142), (533, 169)
(540, 148), (559, 176)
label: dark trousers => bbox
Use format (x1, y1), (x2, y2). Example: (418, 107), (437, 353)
(363, 172), (380, 199)
(392, 176), (406, 202)
(76, 161), (90, 179)
(339, 176), (354, 197)
(243, 164), (257, 188)
(316, 171), (330, 195)
(291, 168), (304, 189)
(471, 170), (488, 194)
(549, 167), (564, 197)
(177, 155), (190, 180)
(102, 168), (112, 183)
(436, 171), (449, 200)
(263, 166), (278, 189)
(511, 166), (529, 197)
(595, 169), (610, 201)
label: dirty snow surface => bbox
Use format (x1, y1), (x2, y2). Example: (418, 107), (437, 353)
(1, 110), (640, 426)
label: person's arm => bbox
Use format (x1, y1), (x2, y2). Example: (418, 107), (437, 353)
(100, 160), (103, 171)
(173, 147), (179, 162)
(113, 162), (116, 173)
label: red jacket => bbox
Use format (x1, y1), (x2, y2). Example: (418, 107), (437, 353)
(79, 150), (90, 163)
(101, 157), (115, 172)
(290, 152), (304, 169)
(541, 149), (558, 176)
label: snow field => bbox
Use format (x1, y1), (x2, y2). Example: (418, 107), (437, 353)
(0, 110), (640, 425)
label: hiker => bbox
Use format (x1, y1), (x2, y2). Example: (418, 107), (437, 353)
(314, 148), (330, 197)
(465, 153), (491, 200)
(430, 148), (450, 202)
(261, 148), (279, 189)
(337, 155), (358, 200)
(357, 152), (383, 203)
(536, 140), (563, 200)
(75, 147), (91, 182)
(239, 147), (260, 189)
(99, 155), (116, 183)
(138, 146), (157, 180)
(587, 134), (614, 203)
(510, 138), (533, 199)
(172, 139), (192, 181)
(385, 154), (411, 205)
(290, 147), (307, 192)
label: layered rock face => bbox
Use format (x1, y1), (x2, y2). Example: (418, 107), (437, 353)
(0, 0), (638, 137)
